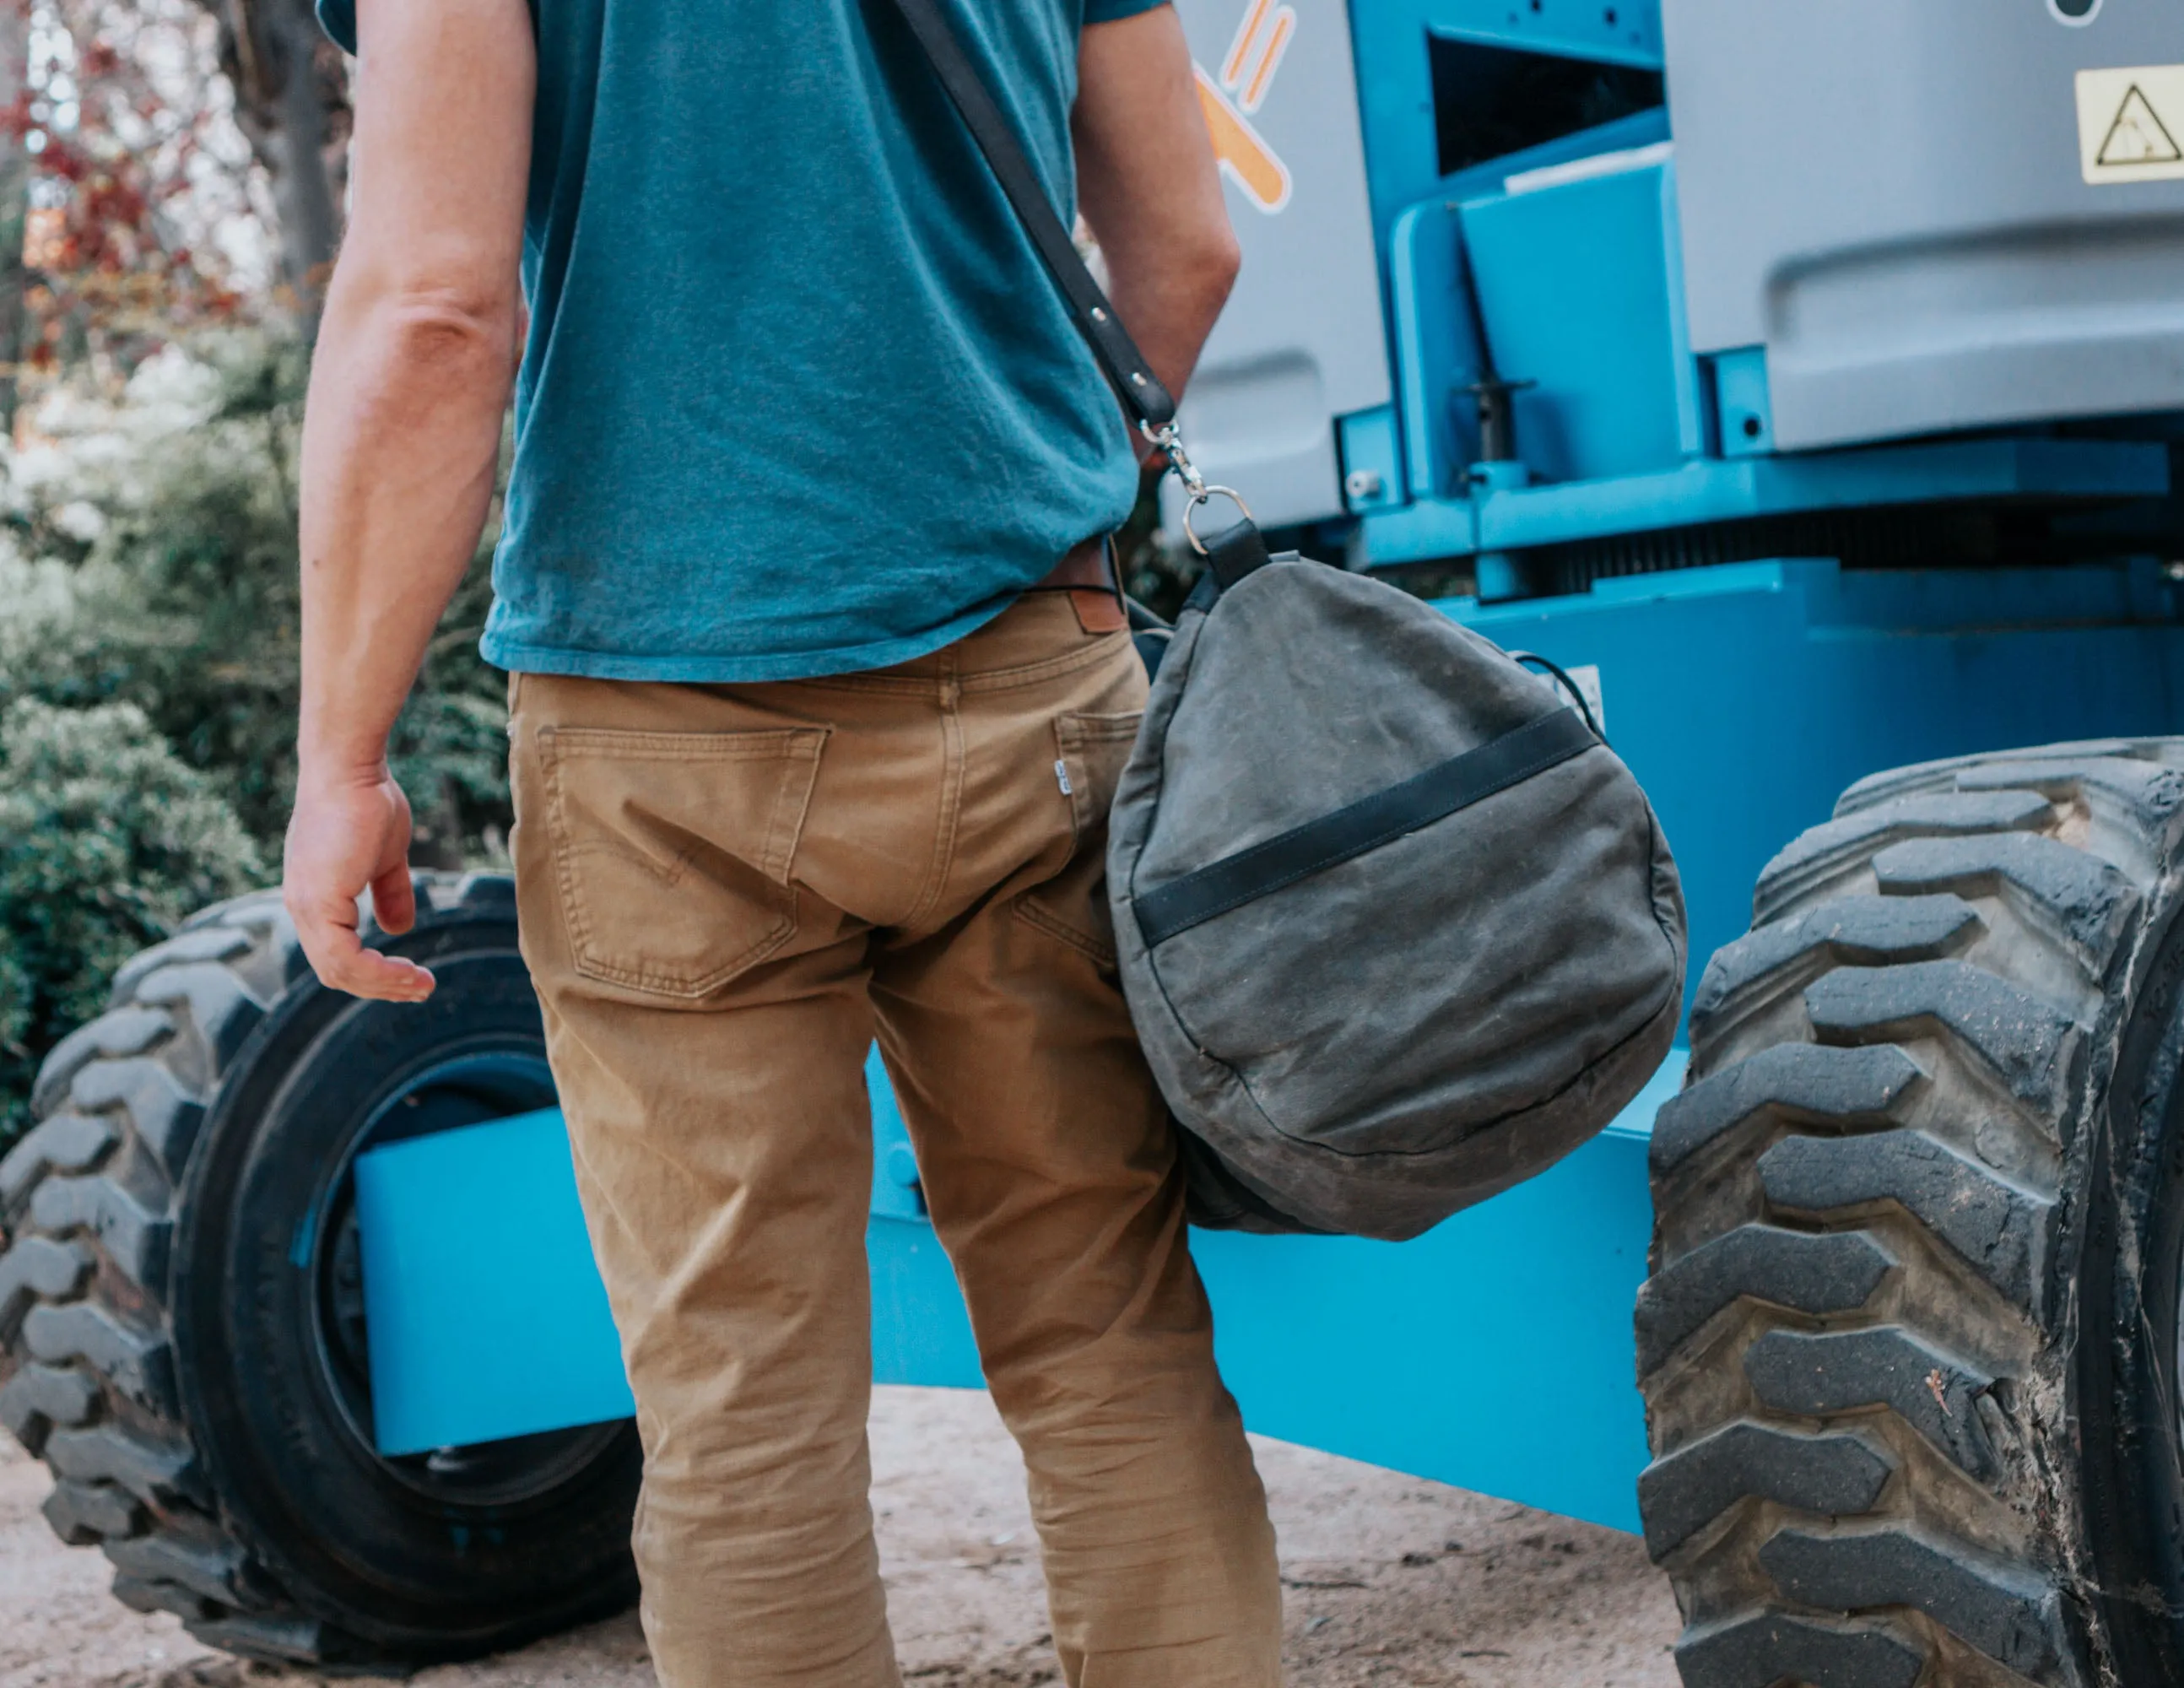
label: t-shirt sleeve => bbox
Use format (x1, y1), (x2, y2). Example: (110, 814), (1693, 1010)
(316, 0), (357, 54)
(1084, 0), (1170, 22)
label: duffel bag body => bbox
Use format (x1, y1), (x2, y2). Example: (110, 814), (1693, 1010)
(1111, 545), (1687, 1240)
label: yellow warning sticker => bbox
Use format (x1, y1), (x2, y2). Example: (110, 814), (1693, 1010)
(2077, 65), (2184, 185)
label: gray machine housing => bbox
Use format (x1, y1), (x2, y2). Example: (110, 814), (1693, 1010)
(1165, 0), (2184, 538)
(1668, 0), (2184, 451)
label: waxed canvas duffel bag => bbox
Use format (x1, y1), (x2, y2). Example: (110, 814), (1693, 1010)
(1111, 529), (1688, 1239)
(882, 0), (1688, 1240)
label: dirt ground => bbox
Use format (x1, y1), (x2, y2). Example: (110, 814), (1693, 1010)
(2, 1387), (1682, 1688)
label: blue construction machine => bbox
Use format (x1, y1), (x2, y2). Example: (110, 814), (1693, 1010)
(5, 0), (2184, 1683)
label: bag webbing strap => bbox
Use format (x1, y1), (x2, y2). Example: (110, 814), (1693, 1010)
(876, 0), (1177, 431)
(1133, 709), (1598, 949)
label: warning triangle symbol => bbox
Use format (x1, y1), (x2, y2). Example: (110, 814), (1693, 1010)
(2097, 84), (2183, 166)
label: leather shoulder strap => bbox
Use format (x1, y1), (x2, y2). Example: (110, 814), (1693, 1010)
(872, 0), (1178, 432)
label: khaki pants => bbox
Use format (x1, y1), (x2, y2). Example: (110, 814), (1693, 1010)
(506, 593), (1283, 1688)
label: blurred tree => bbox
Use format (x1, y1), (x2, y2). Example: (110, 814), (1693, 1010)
(0, 0), (30, 426)
(205, 0), (346, 320)
(0, 0), (343, 400)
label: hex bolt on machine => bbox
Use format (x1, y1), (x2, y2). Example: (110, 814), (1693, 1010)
(8, 1), (2184, 1683)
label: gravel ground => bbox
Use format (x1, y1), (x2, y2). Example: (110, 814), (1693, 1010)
(2, 1387), (1681, 1688)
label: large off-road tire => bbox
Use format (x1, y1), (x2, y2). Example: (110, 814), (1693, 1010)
(1637, 738), (2184, 1688)
(0, 874), (641, 1669)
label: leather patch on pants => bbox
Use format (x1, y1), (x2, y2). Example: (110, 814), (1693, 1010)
(1068, 587), (1129, 634)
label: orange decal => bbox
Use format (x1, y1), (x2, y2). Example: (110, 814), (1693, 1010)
(1220, 0), (1273, 88)
(1195, 65), (1293, 214)
(1196, 0), (1296, 214)
(1241, 8), (1293, 113)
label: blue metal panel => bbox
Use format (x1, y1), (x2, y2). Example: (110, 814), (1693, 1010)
(1338, 404), (1405, 510)
(1348, 0), (1664, 262)
(1710, 347), (1773, 458)
(1460, 160), (1684, 484)
(1199, 1067), (1673, 1532)
(1362, 436), (2171, 565)
(355, 1112), (991, 1447)
(1660, 161), (1708, 462)
(354, 1111), (633, 1455)
(1416, 0), (1658, 63)
(866, 1045), (926, 1221)
(354, 1065), (1673, 1531)
(1379, 128), (1680, 528)
(1348, 0), (1455, 255)
(870, 1215), (981, 1388)
(1387, 198), (1479, 503)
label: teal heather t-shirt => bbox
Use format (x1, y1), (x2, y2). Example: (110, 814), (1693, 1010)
(318, 0), (1159, 680)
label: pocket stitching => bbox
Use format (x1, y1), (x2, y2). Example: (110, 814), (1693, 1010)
(1014, 894), (1116, 969)
(540, 725), (826, 998)
(1055, 714), (1145, 744)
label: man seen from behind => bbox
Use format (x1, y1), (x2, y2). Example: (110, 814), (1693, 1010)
(278, 0), (1280, 1682)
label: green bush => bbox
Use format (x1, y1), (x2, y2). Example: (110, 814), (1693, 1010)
(8, 333), (513, 857)
(0, 331), (515, 1154)
(0, 697), (267, 1146)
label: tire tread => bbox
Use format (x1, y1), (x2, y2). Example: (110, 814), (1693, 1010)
(0, 872), (511, 1664)
(1638, 742), (2184, 1687)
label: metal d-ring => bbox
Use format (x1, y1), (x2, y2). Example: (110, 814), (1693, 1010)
(1183, 485), (1256, 556)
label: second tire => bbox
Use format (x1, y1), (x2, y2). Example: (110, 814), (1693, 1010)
(1638, 738), (2184, 1686)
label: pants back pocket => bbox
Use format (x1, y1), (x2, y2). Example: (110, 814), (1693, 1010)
(540, 725), (828, 998)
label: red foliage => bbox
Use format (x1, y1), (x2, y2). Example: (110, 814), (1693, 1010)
(19, 0), (282, 381)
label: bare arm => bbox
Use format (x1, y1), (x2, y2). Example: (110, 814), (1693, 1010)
(1073, 4), (1241, 425)
(284, 0), (534, 1000)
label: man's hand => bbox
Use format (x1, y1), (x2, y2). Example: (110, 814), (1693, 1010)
(284, 769), (436, 1001)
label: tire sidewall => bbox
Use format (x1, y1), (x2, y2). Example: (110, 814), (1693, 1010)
(2077, 887), (2184, 1681)
(169, 902), (639, 1653)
